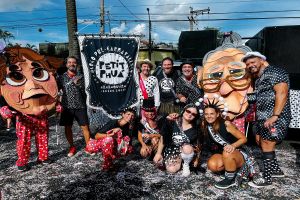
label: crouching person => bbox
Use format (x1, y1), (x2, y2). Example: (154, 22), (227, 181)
(202, 104), (250, 189)
(137, 98), (165, 159)
(153, 104), (202, 177)
(86, 108), (136, 170)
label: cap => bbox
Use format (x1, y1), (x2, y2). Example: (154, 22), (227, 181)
(241, 51), (266, 62)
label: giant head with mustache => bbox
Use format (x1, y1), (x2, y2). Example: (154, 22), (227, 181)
(0, 46), (59, 115)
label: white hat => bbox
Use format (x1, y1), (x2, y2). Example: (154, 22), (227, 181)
(241, 51), (266, 62)
(139, 59), (154, 69)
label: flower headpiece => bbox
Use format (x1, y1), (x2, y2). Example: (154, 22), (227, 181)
(195, 94), (229, 117)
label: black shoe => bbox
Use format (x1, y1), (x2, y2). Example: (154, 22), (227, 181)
(214, 177), (237, 189)
(248, 177), (272, 188)
(17, 165), (31, 172)
(37, 159), (53, 165)
(271, 170), (285, 178)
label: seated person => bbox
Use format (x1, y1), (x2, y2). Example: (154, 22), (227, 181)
(138, 98), (166, 159)
(202, 103), (248, 189)
(153, 104), (202, 177)
(86, 108), (136, 170)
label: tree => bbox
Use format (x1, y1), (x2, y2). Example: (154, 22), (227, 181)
(26, 43), (38, 52)
(0, 29), (15, 45)
(65, 0), (80, 59)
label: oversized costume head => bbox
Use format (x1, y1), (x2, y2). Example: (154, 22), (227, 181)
(0, 46), (59, 116)
(199, 33), (253, 120)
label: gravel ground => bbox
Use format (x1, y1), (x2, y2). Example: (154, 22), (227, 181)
(0, 115), (299, 200)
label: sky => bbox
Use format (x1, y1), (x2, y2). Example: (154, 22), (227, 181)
(0, 0), (300, 48)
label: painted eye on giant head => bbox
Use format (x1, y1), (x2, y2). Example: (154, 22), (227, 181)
(228, 68), (245, 80)
(6, 71), (27, 86)
(32, 68), (49, 81)
(207, 71), (223, 83)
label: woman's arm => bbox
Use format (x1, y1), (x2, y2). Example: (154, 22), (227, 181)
(95, 128), (120, 139)
(224, 121), (247, 148)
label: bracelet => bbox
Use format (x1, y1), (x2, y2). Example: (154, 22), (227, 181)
(272, 114), (280, 117)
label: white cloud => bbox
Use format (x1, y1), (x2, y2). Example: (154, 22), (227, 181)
(0, 0), (53, 12)
(129, 23), (146, 35)
(78, 19), (98, 25)
(111, 22), (126, 34)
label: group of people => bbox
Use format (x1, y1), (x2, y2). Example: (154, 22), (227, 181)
(0, 47), (291, 190)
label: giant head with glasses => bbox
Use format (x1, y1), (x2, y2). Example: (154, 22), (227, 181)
(199, 44), (253, 120)
(0, 46), (59, 115)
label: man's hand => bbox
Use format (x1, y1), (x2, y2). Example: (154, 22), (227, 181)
(166, 113), (179, 120)
(264, 116), (278, 129)
(180, 96), (187, 103)
(73, 75), (82, 85)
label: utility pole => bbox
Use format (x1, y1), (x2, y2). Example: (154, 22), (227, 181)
(107, 11), (111, 33)
(147, 8), (152, 61)
(100, 0), (105, 34)
(188, 7), (210, 31)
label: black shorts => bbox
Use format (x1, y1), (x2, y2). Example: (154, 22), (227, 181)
(59, 108), (89, 126)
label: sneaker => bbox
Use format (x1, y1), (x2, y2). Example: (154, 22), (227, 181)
(17, 165), (31, 172)
(214, 177), (237, 189)
(67, 146), (77, 157)
(271, 170), (285, 178)
(37, 159), (53, 165)
(182, 163), (191, 177)
(84, 147), (96, 156)
(248, 177), (272, 188)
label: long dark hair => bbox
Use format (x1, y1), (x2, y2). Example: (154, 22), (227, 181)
(181, 104), (200, 127)
(201, 105), (224, 136)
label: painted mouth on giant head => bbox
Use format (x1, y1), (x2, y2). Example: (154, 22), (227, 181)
(22, 92), (48, 100)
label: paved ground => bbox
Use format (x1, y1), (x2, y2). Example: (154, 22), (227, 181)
(0, 116), (299, 200)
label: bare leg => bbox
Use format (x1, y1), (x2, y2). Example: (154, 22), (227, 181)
(80, 125), (91, 145)
(207, 154), (224, 173)
(65, 125), (74, 147)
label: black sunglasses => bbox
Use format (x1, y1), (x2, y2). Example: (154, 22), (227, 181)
(185, 109), (197, 117)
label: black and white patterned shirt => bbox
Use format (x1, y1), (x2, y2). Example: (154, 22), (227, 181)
(175, 75), (203, 104)
(138, 75), (160, 107)
(255, 66), (291, 122)
(57, 72), (86, 109)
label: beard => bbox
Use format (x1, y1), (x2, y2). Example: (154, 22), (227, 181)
(68, 65), (77, 73)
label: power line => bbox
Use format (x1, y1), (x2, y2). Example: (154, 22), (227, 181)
(109, 0), (299, 7)
(2, 16), (300, 30)
(117, 0), (141, 20)
(109, 16), (300, 22)
(0, 0), (298, 13)
(1, 9), (300, 24)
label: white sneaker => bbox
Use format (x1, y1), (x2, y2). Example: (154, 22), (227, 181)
(182, 163), (191, 177)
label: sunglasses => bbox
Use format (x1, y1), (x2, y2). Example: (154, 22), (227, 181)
(185, 109), (197, 117)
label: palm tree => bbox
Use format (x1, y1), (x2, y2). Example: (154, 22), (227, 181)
(26, 43), (38, 52)
(65, 0), (80, 59)
(0, 29), (15, 45)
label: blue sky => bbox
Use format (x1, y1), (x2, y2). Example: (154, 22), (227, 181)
(0, 0), (299, 48)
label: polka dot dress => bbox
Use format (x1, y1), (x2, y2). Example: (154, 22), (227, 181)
(138, 75), (160, 107)
(15, 113), (49, 167)
(254, 66), (291, 141)
(289, 89), (300, 128)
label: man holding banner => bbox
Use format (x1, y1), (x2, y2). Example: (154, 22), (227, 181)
(57, 56), (93, 157)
